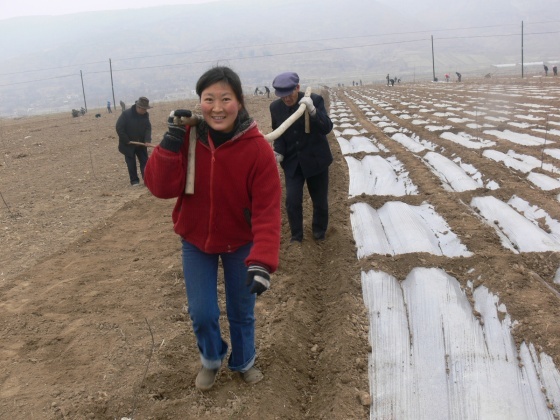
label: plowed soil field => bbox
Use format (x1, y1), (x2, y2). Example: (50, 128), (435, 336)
(1, 77), (559, 419)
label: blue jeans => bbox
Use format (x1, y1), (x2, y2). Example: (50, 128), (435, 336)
(181, 240), (256, 372)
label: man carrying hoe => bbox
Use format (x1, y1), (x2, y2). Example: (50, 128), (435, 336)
(269, 72), (334, 243)
(116, 96), (153, 186)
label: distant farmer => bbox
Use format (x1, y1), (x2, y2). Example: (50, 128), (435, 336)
(386, 74), (390, 86)
(270, 71), (334, 243)
(456, 72), (462, 82)
(120, 100), (126, 112)
(107, 100), (112, 113)
(554, 66), (558, 76)
(254, 87), (261, 95)
(115, 96), (152, 186)
(544, 64), (549, 76)
(264, 86), (270, 98)
(445, 74), (450, 82)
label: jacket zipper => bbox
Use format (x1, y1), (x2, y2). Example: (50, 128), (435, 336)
(205, 136), (216, 250)
(201, 122), (257, 251)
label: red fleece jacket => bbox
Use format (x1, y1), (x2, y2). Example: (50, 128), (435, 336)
(144, 122), (281, 272)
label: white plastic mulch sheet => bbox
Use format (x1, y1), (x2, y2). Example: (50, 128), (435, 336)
(508, 195), (560, 243)
(362, 267), (560, 420)
(483, 129), (552, 146)
(425, 125), (452, 132)
(482, 149), (560, 174)
(470, 195), (560, 253)
(336, 135), (380, 155)
(544, 148), (560, 160)
(527, 172), (560, 191)
(533, 128), (560, 137)
(332, 128), (361, 137)
(350, 201), (472, 258)
(390, 132), (435, 153)
(439, 131), (496, 149)
(422, 152), (483, 192)
(345, 155), (418, 197)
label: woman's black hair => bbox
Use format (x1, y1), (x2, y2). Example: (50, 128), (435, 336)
(196, 66), (245, 109)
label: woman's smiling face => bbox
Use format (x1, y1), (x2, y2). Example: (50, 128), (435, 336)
(200, 82), (242, 133)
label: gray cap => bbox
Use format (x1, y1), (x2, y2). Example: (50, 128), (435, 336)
(272, 72), (299, 97)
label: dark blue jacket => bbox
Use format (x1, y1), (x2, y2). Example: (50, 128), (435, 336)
(270, 92), (333, 178)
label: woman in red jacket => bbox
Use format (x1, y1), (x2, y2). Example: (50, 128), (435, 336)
(144, 66), (281, 391)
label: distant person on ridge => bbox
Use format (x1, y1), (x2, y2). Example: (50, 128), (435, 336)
(107, 100), (112, 113)
(120, 100), (126, 112)
(554, 66), (558, 76)
(544, 64), (549, 76)
(456, 72), (462, 82)
(386, 74), (390, 86)
(115, 96), (152, 186)
(264, 86), (270, 98)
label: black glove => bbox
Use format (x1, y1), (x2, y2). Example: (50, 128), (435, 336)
(171, 109), (192, 121)
(160, 109), (192, 152)
(246, 265), (270, 296)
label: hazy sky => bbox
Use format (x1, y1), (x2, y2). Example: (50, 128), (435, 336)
(0, 0), (235, 20)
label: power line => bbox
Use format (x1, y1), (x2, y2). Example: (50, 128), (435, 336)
(524, 30), (560, 36)
(111, 23), (526, 63)
(0, 37), (432, 85)
(0, 73), (78, 88)
(0, 60), (107, 77)
(108, 38), (431, 73)
(114, 24), (517, 61)
(523, 19), (560, 25)
(88, 30), (560, 73)
(2, 20), (552, 76)
(438, 30), (560, 40)
(0, 28), (558, 88)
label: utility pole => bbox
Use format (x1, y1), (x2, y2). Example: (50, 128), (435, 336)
(431, 35), (436, 82)
(80, 70), (87, 112)
(109, 58), (116, 111)
(521, 21), (524, 79)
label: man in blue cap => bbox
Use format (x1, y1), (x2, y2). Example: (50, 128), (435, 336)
(269, 72), (333, 243)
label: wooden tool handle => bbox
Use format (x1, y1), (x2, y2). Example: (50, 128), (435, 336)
(265, 87), (312, 143)
(185, 127), (196, 195)
(304, 86), (311, 134)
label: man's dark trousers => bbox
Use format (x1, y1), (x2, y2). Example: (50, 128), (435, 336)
(125, 147), (149, 184)
(284, 165), (329, 241)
